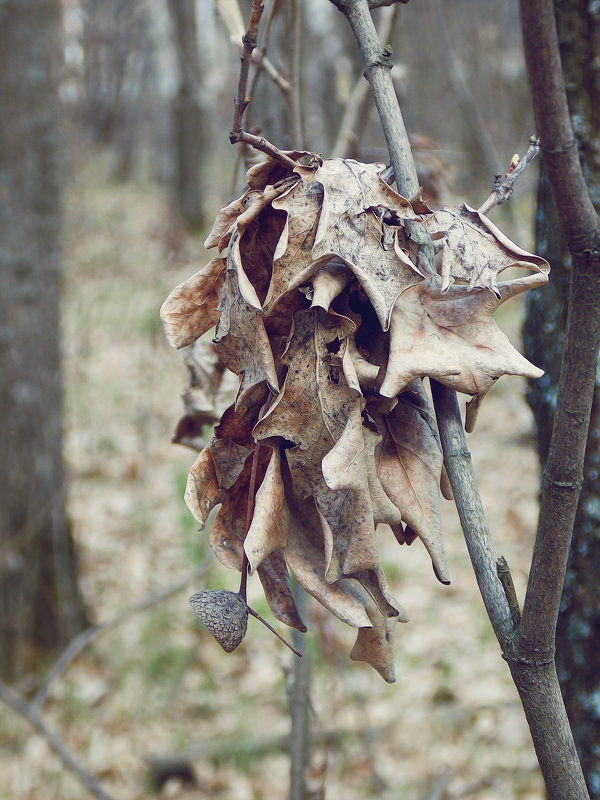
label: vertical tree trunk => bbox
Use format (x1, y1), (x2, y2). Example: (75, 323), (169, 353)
(523, 1), (600, 794)
(0, 0), (88, 682)
(168, 0), (205, 229)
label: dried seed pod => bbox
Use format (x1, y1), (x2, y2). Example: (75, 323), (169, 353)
(189, 590), (248, 652)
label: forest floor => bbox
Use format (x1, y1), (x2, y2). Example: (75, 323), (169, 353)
(1, 145), (545, 800)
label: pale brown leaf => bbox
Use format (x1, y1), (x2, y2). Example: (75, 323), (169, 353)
(310, 261), (353, 311)
(214, 259), (279, 405)
(350, 587), (398, 683)
(257, 549), (306, 632)
(312, 158), (423, 329)
(373, 383), (450, 584)
(184, 446), (224, 526)
(204, 197), (247, 251)
(160, 257), (225, 349)
(282, 473), (374, 629)
(263, 167), (327, 316)
(422, 203), (550, 295)
(245, 447), (289, 573)
(379, 274), (546, 429)
(209, 436), (252, 490)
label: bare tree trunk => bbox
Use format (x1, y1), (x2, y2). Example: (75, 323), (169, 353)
(0, 0), (88, 682)
(168, 0), (205, 229)
(523, 1), (600, 793)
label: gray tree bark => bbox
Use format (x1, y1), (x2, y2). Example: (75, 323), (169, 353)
(168, 0), (205, 229)
(0, 0), (88, 682)
(523, 1), (600, 794)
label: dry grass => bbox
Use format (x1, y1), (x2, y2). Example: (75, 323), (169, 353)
(0, 145), (545, 800)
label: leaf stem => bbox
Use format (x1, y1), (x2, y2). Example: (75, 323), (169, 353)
(247, 606), (302, 657)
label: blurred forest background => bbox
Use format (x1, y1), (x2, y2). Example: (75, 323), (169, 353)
(0, 0), (561, 798)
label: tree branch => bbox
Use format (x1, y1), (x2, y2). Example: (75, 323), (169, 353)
(517, 0), (600, 660)
(519, 0), (598, 251)
(331, 4), (399, 158)
(429, 383), (515, 644)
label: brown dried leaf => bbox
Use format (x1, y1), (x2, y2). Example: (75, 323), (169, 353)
(254, 308), (402, 618)
(184, 446), (224, 526)
(310, 261), (353, 312)
(209, 447), (269, 570)
(263, 167), (327, 316)
(282, 471), (374, 629)
(253, 308), (356, 467)
(214, 383), (269, 445)
(350, 587), (397, 683)
(204, 197), (247, 251)
(214, 258), (279, 405)
(379, 273), (546, 430)
(245, 151), (310, 190)
(228, 184), (292, 307)
(160, 256), (225, 348)
(311, 158), (424, 329)
(209, 437), (252, 490)
(257, 549), (306, 632)
(373, 383), (450, 584)
(245, 447), (289, 573)
(422, 203), (550, 295)
(172, 340), (232, 450)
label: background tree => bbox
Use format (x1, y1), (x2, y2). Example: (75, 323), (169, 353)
(167, 0), (206, 228)
(522, 1), (600, 794)
(0, 0), (88, 681)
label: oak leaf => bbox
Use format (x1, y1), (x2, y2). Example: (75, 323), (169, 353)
(379, 273), (547, 431)
(213, 255), (279, 405)
(422, 203), (549, 295)
(160, 256), (225, 349)
(373, 382), (449, 583)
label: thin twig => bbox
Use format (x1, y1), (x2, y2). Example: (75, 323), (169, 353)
(229, 0), (284, 195)
(230, 0), (297, 172)
(247, 607), (302, 657)
(497, 556), (522, 630)
(478, 136), (541, 214)
(32, 560), (212, 709)
(0, 680), (117, 800)
(430, 0), (500, 182)
(231, 0), (264, 135)
(288, 0), (304, 149)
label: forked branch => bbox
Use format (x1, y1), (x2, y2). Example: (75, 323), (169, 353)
(230, 0), (297, 172)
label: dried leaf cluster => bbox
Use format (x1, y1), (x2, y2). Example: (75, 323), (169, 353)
(161, 154), (549, 681)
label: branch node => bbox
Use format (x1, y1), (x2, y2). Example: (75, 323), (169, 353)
(497, 556), (522, 630)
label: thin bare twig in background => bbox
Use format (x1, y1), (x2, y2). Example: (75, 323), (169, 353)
(288, 0), (304, 150)
(0, 680), (116, 800)
(229, 0), (284, 195)
(430, 0), (500, 180)
(32, 560), (212, 710)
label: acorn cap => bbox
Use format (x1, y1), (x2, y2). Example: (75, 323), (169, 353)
(189, 590), (248, 652)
